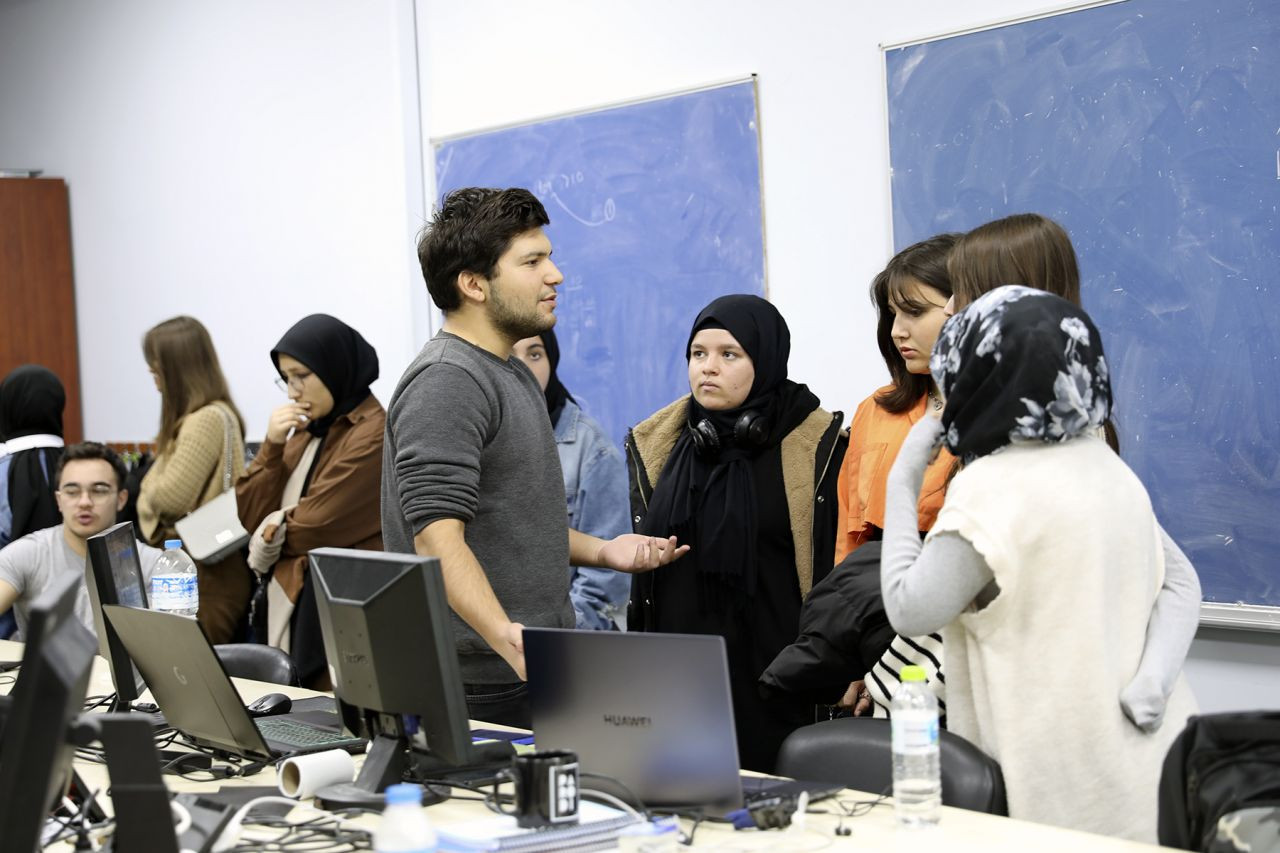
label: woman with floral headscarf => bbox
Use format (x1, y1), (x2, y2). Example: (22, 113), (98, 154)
(626, 295), (846, 772)
(880, 286), (1198, 840)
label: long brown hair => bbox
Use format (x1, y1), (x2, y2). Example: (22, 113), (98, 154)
(143, 316), (244, 456)
(948, 213), (1081, 308)
(946, 214), (1119, 452)
(873, 233), (961, 414)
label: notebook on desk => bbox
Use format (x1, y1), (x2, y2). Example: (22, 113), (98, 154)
(524, 628), (840, 817)
(102, 604), (365, 760)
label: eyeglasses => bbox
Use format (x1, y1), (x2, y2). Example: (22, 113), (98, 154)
(274, 372), (311, 393)
(58, 484), (118, 502)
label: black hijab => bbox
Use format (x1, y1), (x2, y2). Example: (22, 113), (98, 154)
(537, 328), (576, 427)
(0, 365), (65, 540)
(930, 285), (1112, 464)
(271, 314), (379, 438)
(642, 295), (819, 607)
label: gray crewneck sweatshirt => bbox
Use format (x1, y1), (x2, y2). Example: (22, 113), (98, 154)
(880, 416), (1201, 731)
(381, 332), (574, 684)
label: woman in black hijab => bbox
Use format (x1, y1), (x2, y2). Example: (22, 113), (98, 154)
(234, 314), (386, 688)
(625, 295), (847, 771)
(0, 365), (66, 548)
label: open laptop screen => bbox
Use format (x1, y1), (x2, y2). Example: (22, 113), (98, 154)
(525, 628), (744, 815)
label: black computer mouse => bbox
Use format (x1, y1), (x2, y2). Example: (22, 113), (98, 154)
(245, 692), (293, 718)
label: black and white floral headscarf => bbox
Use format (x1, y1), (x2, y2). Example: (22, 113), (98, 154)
(929, 285), (1111, 464)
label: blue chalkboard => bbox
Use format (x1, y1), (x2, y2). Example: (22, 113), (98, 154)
(886, 0), (1280, 610)
(434, 80), (766, 447)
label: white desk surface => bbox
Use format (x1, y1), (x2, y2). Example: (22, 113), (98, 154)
(0, 639), (1176, 851)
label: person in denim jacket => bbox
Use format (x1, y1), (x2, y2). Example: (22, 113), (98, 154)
(513, 330), (631, 629)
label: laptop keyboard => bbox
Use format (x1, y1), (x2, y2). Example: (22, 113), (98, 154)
(254, 718), (361, 750)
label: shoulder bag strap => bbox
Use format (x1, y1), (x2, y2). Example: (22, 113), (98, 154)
(213, 403), (235, 493)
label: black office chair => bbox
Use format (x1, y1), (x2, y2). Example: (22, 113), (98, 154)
(213, 643), (299, 687)
(776, 716), (1008, 815)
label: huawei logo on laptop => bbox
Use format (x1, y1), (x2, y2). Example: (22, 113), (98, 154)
(603, 714), (652, 728)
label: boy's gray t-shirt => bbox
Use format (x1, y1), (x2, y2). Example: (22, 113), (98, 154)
(381, 331), (574, 684)
(0, 525), (162, 640)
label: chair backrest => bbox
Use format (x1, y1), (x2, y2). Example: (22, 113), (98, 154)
(775, 716), (1008, 815)
(213, 643), (299, 687)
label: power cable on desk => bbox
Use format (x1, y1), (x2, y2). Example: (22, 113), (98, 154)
(213, 796), (375, 852)
(803, 785), (890, 839)
(579, 770), (650, 817)
(82, 693), (115, 712)
(404, 776), (493, 804)
(646, 806), (708, 846)
(41, 788), (114, 851)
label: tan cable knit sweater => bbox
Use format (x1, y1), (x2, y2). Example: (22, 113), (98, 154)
(138, 402), (246, 545)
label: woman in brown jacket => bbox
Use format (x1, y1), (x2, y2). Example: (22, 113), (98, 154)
(138, 316), (249, 644)
(236, 314), (384, 687)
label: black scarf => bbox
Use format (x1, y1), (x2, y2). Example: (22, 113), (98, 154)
(271, 314), (379, 439)
(538, 328), (576, 428)
(931, 285), (1112, 464)
(0, 365), (65, 539)
(642, 295), (819, 608)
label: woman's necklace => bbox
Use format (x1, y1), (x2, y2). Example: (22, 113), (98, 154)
(927, 389), (943, 412)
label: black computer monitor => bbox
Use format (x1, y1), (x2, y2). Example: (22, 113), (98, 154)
(84, 521), (149, 712)
(0, 571), (98, 853)
(310, 547), (512, 808)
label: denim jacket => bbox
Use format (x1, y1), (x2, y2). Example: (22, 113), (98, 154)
(555, 399), (632, 630)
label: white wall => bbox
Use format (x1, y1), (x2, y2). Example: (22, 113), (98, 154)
(0, 0), (427, 441)
(414, 0), (1279, 712)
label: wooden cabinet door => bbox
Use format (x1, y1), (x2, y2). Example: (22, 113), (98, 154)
(0, 177), (82, 443)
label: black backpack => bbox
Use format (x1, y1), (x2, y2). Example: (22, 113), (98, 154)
(1158, 710), (1280, 851)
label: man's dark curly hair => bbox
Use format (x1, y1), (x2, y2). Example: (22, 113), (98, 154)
(417, 188), (551, 312)
(54, 442), (128, 490)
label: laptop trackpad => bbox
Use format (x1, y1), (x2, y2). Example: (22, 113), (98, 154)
(277, 696), (342, 729)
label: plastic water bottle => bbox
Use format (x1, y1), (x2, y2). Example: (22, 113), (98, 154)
(375, 784), (436, 852)
(149, 539), (199, 617)
(891, 664), (941, 827)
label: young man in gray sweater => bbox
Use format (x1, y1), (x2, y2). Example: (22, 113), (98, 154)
(382, 187), (688, 727)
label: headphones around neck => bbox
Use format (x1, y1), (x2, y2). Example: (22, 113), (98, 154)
(689, 409), (769, 459)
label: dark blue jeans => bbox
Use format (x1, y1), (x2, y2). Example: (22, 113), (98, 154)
(464, 681), (531, 730)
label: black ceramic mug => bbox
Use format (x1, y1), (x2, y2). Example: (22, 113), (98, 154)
(503, 749), (580, 828)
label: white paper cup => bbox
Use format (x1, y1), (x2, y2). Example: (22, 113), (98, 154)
(277, 749), (356, 799)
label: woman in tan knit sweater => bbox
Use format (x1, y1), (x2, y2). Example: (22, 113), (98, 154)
(137, 316), (250, 644)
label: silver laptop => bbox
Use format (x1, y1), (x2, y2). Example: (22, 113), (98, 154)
(525, 628), (746, 816)
(102, 604), (364, 760)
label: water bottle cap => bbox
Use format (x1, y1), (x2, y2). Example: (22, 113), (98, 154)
(900, 665), (927, 683)
(384, 783), (422, 806)
(163, 539), (183, 550)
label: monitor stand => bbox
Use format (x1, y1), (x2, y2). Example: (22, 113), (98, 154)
(73, 713), (180, 853)
(314, 734), (516, 811)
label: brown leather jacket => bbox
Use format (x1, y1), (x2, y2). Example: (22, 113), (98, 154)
(235, 393), (385, 602)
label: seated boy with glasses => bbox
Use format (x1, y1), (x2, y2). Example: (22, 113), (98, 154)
(0, 442), (162, 640)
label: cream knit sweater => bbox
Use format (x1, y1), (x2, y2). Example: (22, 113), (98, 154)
(929, 437), (1197, 842)
(138, 402), (245, 545)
